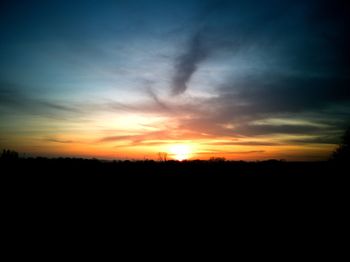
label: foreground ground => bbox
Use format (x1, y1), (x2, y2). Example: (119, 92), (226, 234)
(1, 157), (347, 178)
(1, 158), (347, 207)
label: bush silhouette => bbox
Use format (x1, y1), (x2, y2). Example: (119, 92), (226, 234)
(331, 127), (350, 162)
(158, 152), (168, 162)
(209, 157), (226, 162)
(0, 149), (19, 161)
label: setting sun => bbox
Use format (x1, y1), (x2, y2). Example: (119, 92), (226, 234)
(169, 144), (192, 161)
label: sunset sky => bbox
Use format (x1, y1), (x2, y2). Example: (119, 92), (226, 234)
(0, 0), (349, 160)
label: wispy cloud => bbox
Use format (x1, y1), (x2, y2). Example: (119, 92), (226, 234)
(171, 31), (208, 95)
(45, 138), (74, 144)
(0, 82), (81, 118)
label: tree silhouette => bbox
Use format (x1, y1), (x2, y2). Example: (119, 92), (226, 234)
(158, 152), (168, 162)
(0, 149), (19, 161)
(331, 127), (350, 162)
(209, 157), (226, 162)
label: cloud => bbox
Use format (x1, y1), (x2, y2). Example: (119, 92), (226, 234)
(145, 86), (170, 111)
(45, 138), (74, 144)
(196, 150), (265, 155)
(206, 141), (281, 146)
(98, 128), (212, 146)
(99, 135), (137, 143)
(96, 74), (349, 143)
(218, 74), (350, 115)
(236, 124), (331, 136)
(0, 82), (80, 117)
(286, 135), (342, 145)
(169, 0), (297, 95)
(0, 83), (26, 106)
(98, 130), (177, 144)
(169, 0), (350, 97)
(171, 31), (208, 95)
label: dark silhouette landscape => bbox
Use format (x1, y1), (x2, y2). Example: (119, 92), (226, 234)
(1, 154), (348, 178)
(1, 129), (348, 216)
(2, 130), (349, 181)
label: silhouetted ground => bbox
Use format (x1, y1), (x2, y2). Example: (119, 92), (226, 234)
(2, 154), (348, 199)
(1, 157), (347, 222)
(1, 157), (347, 178)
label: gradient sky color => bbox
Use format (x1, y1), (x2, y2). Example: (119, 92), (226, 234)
(0, 0), (349, 160)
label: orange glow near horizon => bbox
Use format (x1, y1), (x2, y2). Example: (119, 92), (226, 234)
(169, 144), (192, 161)
(3, 137), (336, 161)
(0, 112), (338, 162)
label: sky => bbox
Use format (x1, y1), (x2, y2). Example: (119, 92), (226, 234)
(0, 0), (349, 160)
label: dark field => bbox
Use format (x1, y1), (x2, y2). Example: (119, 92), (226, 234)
(2, 157), (347, 178)
(2, 157), (347, 210)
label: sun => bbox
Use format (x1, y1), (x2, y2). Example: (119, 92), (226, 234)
(169, 144), (192, 161)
